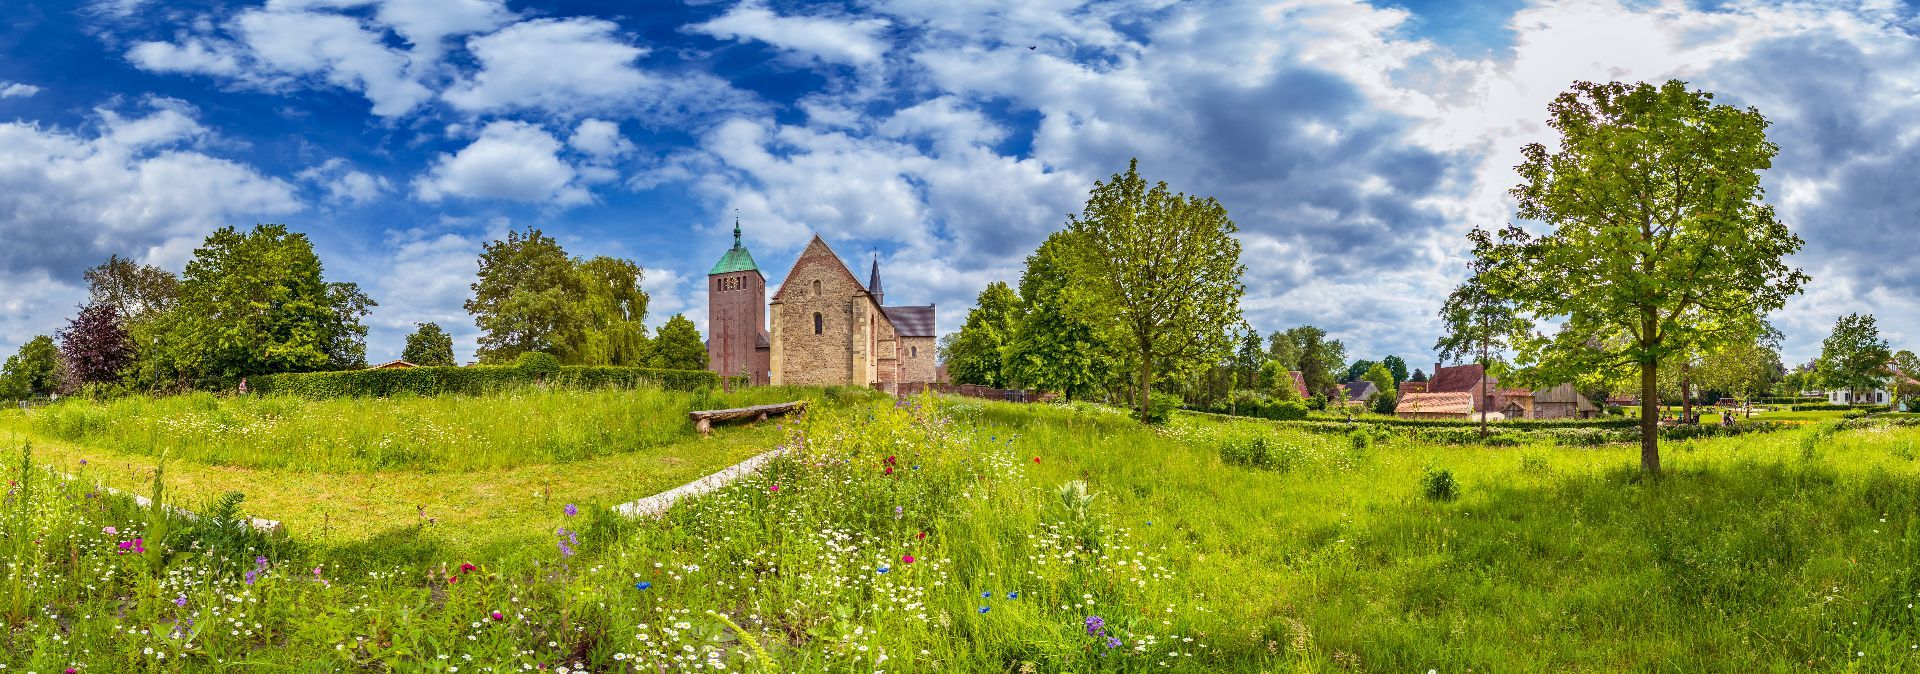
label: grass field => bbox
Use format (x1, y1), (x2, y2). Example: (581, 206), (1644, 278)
(3, 390), (1920, 671)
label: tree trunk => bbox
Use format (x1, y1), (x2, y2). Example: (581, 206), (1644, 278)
(1137, 352), (1153, 424)
(1640, 359), (1662, 475)
(1680, 364), (1693, 424)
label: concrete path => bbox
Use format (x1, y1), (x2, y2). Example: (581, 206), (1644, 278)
(612, 447), (788, 518)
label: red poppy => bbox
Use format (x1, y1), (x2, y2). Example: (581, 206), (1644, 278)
(447, 575), (460, 585)
(459, 563), (477, 573)
(916, 531), (927, 540)
(1033, 457), (1041, 464)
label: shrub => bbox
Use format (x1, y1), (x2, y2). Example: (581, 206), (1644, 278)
(1143, 392), (1180, 424)
(514, 351), (562, 375)
(1909, 398), (1920, 413)
(1789, 403), (1854, 412)
(1369, 391), (1398, 415)
(1420, 466), (1458, 502)
(251, 364), (719, 398)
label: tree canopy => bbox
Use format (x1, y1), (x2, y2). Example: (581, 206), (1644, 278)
(648, 314), (708, 371)
(403, 322), (458, 366)
(943, 281), (1020, 388)
(1065, 159), (1245, 422)
(58, 303), (134, 389)
(467, 228), (652, 365)
(1817, 313), (1891, 399)
(0, 336), (62, 400)
(1468, 79), (1807, 474)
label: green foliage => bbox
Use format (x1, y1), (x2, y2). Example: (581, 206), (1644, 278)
(467, 230), (655, 366)
(1343, 359), (1377, 384)
(1001, 232), (1118, 398)
(1381, 355), (1409, 386)
(0, 336), (62, 400)
(1420, 465), (1458, 501)
(1066, 159), (1245, 422)
(1477, 80), (1810, 474)
(1192, 391), (1308, 421)
(251, 363), (717, 398)
(943, 281), (1019, 387)
(1370, 389), (1399, 415)
(1271, 326), (1343, 398)
(401, 322), (457, 366)
(513, 350), (561, 375)
(568, 256), (652, 366)
(1817, 313), (1892, 400)
(1143, 391), (1180, 424)
(647, 314), (707, 371)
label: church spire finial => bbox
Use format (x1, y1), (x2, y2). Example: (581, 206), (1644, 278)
(732, 210), (742, 249)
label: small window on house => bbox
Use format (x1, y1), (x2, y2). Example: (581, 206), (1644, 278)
(910, 346), (917, 358)
(813, 312), (823, 334)
(811, 280), (821, 296)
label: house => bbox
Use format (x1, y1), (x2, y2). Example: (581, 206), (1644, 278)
(1532, 382), (1601, 419)
(1496, 388), (1534, 420)
(1398, 380), (1427, 396)
(369, 360), (417, 369)
(1288, 370), (1309, 400)
(1395, 391), (1475, 420)
(1828, 382), (1899, 406)
(1428, 362), (1503, 413)
(1341, 380), (1378, 405)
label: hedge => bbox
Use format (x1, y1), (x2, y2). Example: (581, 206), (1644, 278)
(1188, 408), (1638, 430)
(1188, 411), (1788, 446)
(1788, 403), (1891, 412)
(250, 364), (719, 398)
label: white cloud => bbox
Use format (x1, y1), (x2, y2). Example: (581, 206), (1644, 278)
(126, 38), (246, 76)
(298, 158), (393, 205)
(442, 17), (748, 119)
(568, 119), (634, 159)
(412, 121), (590, 205)
(359, 225), (487, 363)
(0, 102), (302, 354)
(0, 82), (41, 98)
(690, 2), (892, 67)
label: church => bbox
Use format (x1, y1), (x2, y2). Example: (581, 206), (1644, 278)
(705, 223), (937, 388)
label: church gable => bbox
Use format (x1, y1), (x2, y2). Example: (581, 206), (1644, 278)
(772, 236), (871, 304)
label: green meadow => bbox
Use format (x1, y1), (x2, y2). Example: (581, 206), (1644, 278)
(0, 389), (1917, 671)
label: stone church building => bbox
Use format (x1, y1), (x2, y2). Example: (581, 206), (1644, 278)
(705, 224), (936, 388)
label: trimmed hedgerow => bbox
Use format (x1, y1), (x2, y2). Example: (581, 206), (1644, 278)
(250, 364), (718, 398)
(1186, 408), (1637, 430)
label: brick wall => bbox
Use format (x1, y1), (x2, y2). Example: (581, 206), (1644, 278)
(706, 270), (767, 384)
(771, 238), (871, 386)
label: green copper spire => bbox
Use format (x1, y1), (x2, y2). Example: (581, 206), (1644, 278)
(708, 215), (759, 275)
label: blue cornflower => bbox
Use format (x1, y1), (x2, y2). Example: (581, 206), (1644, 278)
(1106, 636), (1122, 649)
(1085, 615), (1106, 634)
(982, 591), (992, 598)
(635, 581), (652, 590)
(978, 606), (990, 614)
(1007, 591), (1019, 599)
(876, 566), (890, 574)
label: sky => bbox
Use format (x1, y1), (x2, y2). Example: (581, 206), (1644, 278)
(1, 0), (1917, 370)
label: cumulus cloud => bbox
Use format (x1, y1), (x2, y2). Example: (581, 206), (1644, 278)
(689, 2), (892, 68)
(568, 119), (634, 159)
(412, 121), (591, 205)
(0, 82), (41, 98)
(0, 101), (302, 352)
(442, 17), (751, 119)
(298, 158), (393, 205)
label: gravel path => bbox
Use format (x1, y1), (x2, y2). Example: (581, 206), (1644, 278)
(611, 447), (788, 518)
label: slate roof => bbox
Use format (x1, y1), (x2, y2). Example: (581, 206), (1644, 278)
(1396, 391), (1475, 415)
(1343, 380), (1378, 401)
(883, 305), (936, 337)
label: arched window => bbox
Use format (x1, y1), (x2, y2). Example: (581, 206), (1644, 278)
(910, 346), (917, 358)
(811, 279), (821, 296)
(813, 312), (823, 334)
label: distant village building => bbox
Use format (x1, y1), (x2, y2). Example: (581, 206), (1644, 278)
(706, 226), (936, 389)
(1395, 391), (1475, 420)
(1397, 361), (1598, 419)
(369, 359), (418, 370)
(1340, 380), (1378, 406)
(1531, 382), (1601, 419)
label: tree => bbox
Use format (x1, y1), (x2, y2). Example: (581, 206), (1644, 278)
(1381, 355), (1409, 386)
(1232, 329), (1266, 389)
(1266, 330), (1303, 372)
(58, 303), (135, 388)
(1410, 368), (1428, 383)
(569, 256), (651, 366)
(1892, 350), (1920, 404)
(1002, 232), (1117, 398)
(1691, 324), (1783, 415)
(648, 314), (708, 371)
(0, 336), (62, 400)
(1362, 363), (1395, 403)
(1066, 159), (1245, 422)
(403, 323), (458, 366)
(944, 282), (1020, 387)
(1817, 313), (1892, 402)
(1476, 80), (1808, 474)
(1276, 326), (1343, 399)
(152, 225), (378, 386)
(467, 228), (588, 364)
(82, 255), (178, 323)
(1435, 238), (1531, 436)
(1258, 361), (1300, 400)
(1342, 359), (1378, 384)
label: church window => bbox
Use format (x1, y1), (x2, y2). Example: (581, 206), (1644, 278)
(812, 280), (821, 296)
(814, 312), (823, 334)
(910, 346), (917, 358)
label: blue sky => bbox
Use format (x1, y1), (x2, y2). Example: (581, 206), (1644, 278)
(1, 0), (1917, 370)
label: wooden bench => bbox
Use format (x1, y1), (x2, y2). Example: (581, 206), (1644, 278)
(689, 401), (807, 437)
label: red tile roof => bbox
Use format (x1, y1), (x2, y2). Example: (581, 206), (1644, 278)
(1396, 392), (1475, 415)
(1429, 364), (1492, 394)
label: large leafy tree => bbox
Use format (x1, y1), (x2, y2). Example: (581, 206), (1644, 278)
(58, 303), (135, 388)
(1817, 313), (1892, 401)
(0, 336), (63, 400)
(1231, 329), (1266, 389)
(1892, 350), (1920, 404)
(1342, 359), (1378, 384)
(648, 314), (708, 371)
(1380, 355), (1409, 386)
(943, 281), (1020, 387)
(568, 256), (651, 366)
(1475, 80), (1807, 474)
(1066, 159), (1245, 422)
(1362, 363), (1396, 403)
(1691, 323), (1784, 414)
(1434, 237), (1532, 434)
(468, 228), (588, 363)
(402, 322), (458, 366)
(1273, 326), (1343, 399)
(154, 225), (377, 386)
(1002, 231), (1120, 399)
(83, 255), (178, 323)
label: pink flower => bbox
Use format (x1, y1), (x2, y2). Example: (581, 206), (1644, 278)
(491, 610), (505, 621)
(901, 554), (916, 564)
(101, 526), (117, 535)
(459, 562), (477, 574)
(769, 484), (779, 494)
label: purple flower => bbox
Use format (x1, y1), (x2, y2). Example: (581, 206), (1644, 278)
(244, 570), (258, 585)
(173, 595), (187, 607)
(893, 506), (904, 520)
(1085, 616), (1105, 635)
(563, 503), (578, 517)
(1106, 636), (1122, 649)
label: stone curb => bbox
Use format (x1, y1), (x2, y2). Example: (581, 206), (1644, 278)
(611, 447), (788, 519)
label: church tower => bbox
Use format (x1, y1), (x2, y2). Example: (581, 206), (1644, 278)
(706, 219), (770, 384)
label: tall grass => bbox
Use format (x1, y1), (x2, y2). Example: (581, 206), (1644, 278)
(25, 386), (813, 472)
